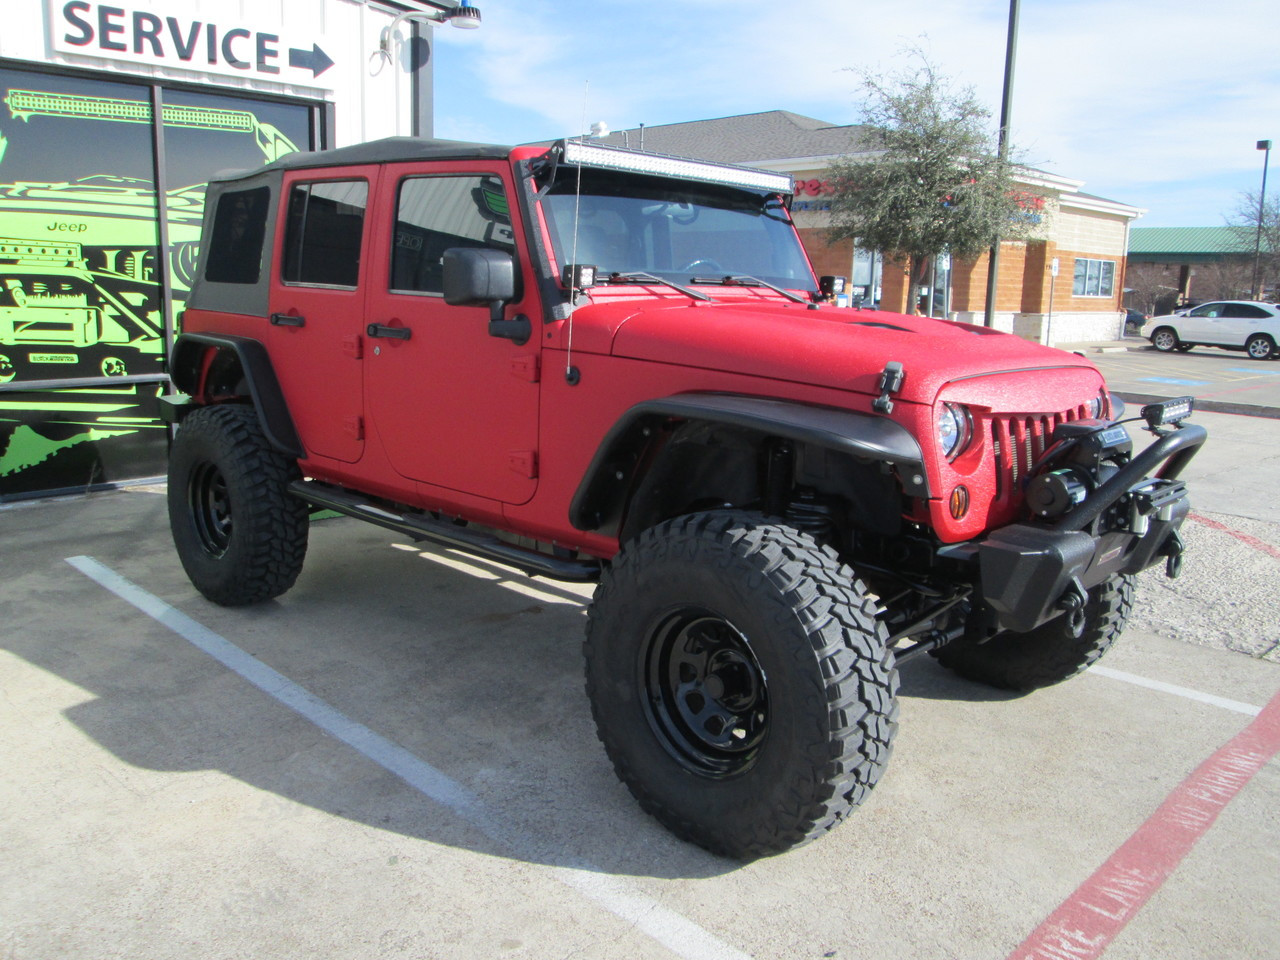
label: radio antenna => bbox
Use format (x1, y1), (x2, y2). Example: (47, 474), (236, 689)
(564, 81), (588, 384)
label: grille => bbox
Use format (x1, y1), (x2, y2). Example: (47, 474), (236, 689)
(991, 403), (1093, 500)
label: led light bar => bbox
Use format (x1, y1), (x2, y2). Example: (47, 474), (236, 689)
(560, 139), (794, 194)
(1141, 395), (1195, 427)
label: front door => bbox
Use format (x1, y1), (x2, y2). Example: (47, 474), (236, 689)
(364, 164), (540, 505)
(266, 168), (373, 463)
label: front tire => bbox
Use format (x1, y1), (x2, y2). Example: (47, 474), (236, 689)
(168, 404), (309, 606)
(933, 574), (1134, 692)
(1151, 327), (1179, 352)
(583, 511), (898, 859)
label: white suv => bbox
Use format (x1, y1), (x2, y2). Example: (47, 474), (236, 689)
(1141, 300), (1280, 360)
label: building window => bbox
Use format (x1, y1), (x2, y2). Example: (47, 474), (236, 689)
(1072, 258), (1116, 297)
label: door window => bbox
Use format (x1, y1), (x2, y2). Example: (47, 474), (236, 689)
(1188, 303), (1224, 317)
(282, 181), (369, 287)
(390, 175), (514, 294)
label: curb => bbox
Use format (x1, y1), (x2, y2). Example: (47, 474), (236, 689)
(1114, 392), (1280, 421)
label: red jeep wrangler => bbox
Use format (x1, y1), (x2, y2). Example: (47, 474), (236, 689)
(164, 137), (1204, 859)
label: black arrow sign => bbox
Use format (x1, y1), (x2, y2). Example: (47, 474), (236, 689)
(289, 44), (334, 78)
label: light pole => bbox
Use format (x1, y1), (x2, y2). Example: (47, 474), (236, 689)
(1251, 139), (1272, 301)
(983, 0), (1020, 327)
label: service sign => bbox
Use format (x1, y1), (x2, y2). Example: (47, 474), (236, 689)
(47, 0), (337, 87)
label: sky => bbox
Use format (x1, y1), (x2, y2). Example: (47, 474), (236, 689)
(427, 0), (1279, 229)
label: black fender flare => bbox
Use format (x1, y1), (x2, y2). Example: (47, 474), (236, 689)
(568, 393), (930, 533)
(169, 333), (304, 458)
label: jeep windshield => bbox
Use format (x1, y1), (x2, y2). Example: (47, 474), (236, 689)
(541, 167), (817, 295)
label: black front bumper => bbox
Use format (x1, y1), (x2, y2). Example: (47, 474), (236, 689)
(976, 422), (1206, 633)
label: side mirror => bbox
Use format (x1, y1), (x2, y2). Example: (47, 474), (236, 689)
(442, 247), (518, 306)
(441, 247), (529, 345)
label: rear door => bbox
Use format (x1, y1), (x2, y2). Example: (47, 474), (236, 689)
(363, 163), (541, 505)
(266, 168), (373, 463)
(1220, 302), (1275, 345)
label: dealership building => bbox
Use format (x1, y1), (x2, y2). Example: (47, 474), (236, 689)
(0, 0), (464, 498)
(0, 3), (1140, 499)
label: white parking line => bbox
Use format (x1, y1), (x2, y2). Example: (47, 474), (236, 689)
(1089, 664), (1262, 716)
(65, 555), (750, 960)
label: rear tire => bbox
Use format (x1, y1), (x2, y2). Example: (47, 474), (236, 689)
(933, 575), (1134, 692)
(168, 404), (308, 606)
(584, 511), (898, 859)
(1246, 334), (1276, 361)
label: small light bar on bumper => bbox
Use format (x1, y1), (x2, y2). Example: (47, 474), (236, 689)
(559, 139), (795, 194)
(1141, 395), (1195, 428)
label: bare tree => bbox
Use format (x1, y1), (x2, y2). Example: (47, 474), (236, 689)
(1125, 263), (1180, 316)
(1226, 190), (1280, 300)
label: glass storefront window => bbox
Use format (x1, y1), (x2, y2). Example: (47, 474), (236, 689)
(0, 66), (314, 497)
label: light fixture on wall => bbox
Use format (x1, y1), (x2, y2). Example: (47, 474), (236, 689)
(372, 2), (482, 72)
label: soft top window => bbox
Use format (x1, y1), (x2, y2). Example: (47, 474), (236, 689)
(205, 186), (270, 284)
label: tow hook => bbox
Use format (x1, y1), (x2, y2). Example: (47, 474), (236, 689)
(1163, 531), (1186, 579)
(1058, 579), (1088, 638)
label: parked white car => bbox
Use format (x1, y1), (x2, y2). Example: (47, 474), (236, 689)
(1141, 301), (1280, 360)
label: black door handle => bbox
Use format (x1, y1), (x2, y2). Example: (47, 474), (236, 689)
(270, 313), (305, 327)
(367, 323), (411, 340)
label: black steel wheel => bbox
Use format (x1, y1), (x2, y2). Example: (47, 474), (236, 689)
(643, 607), (769, 779)
(932, 574), (1134, 691)
(584, 511), (898, 859)
(168, 404), (308, 606)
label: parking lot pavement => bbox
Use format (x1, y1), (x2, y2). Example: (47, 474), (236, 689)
(2, 440), (1278, 960)
(1066, 338), (1280, 419)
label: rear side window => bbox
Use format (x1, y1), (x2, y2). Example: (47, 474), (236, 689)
(391, 175), (514, 294)
(282, 180), (369, 287)
(205, 186), (270, 284)
(1223, 303), (1270, 319)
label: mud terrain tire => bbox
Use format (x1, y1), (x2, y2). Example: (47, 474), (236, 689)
(933, 574), (1134, 691)
(168, 404), (308, 606)
(583, 511), (898, 859)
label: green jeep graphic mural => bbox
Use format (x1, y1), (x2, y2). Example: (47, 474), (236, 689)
(0, 69), (310, 496)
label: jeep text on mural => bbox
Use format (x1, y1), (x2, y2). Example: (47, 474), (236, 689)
(51, 2), (335, 82)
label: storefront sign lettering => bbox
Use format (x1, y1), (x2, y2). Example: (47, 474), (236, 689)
(49, 1), (334, 83)
(794, 179), (836, 197)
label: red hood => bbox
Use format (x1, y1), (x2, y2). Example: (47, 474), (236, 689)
(561, 292), (1104, 407)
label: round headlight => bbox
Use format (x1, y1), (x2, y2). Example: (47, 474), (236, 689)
(1089, 394), (1106, 419)
(937, 403), (972, 460)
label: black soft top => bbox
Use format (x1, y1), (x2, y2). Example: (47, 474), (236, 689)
(213, 136), (518, 183)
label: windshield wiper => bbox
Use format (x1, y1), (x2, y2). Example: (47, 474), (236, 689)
(690, 274), (808, 304)
(605, 271), (713, 302)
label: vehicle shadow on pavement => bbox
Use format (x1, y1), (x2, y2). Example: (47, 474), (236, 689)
(4, 509), (749, 880)
(5, 503), (1040, 880)
(896, 659), (1027, 703)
